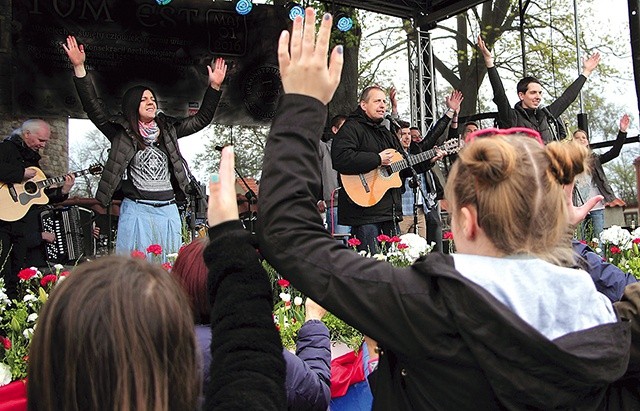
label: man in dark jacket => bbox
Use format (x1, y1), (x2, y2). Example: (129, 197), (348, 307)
(477, 35), (600, 144)
(0, 120), (74, 298)
(331, 85), (404, 252)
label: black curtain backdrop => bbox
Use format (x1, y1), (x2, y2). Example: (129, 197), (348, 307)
(12, 0), (290, 125)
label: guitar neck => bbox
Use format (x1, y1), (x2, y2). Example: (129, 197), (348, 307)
(389, 148), (438, 173)
(36, 169), (91, 190)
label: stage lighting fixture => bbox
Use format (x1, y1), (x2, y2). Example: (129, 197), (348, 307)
(285, 2), (304, 21)
(235, 0), (253, 15)
(335, 14), (353, 32)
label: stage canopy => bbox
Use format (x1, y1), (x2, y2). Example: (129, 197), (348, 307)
(331, 0), (486, 24)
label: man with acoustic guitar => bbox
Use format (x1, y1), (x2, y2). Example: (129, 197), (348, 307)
(0, 119), (74, 299)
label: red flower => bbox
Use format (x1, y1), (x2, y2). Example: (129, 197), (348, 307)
(285, 301), (291, 307)
(443, 231), (453, 240)
(40, 274), (57, 287)
(275, 324), (280, 331)
(17, 268), (37, 281)
(1, 336), (11, 350)
(633, 238), (640, 244)
(161, 262), (172, 271)
(60, 271), (70, 277)
(277, 279), (290, 288)
(377, 234), (391, 243)
(347, 238), (361, 247)
(131, 250), (146, 259)
(610, 246), (621, 255)
(579, 240), (587, 244)
(397, 243), (409, 250)
(146, 244), (163, 255)
(389, 236), (401, 243)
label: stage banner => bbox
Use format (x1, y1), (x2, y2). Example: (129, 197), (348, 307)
(11, 0), (289, 125)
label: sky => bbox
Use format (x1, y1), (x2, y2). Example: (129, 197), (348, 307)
(69, 0), (639, 182)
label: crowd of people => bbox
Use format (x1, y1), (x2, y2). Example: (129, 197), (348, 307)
(0, 6), (639, 410)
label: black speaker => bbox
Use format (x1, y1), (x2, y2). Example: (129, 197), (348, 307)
(629, 0), (640, 115)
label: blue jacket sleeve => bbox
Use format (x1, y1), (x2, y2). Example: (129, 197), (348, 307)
(284, 320), (331, 411)
(572, 240), (637, 302)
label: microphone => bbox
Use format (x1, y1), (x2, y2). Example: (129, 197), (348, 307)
(541, 106), (556, 121)
(385, 114), (401, 129)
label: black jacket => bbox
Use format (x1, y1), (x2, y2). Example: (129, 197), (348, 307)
(73, 74), (221, 206)
(204, 221), (286, 410)
(258, 94), (636, 410)
(591, 130), (627, 203)
(331, 107), (405, 226)
(487, 66), (587, 144)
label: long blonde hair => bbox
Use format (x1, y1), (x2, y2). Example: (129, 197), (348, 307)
(445, 134), (588, 266)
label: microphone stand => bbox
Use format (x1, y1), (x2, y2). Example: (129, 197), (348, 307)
(542, 107), (560, 142)
(235, 167), (258, 234)
(400, 148), (429, 237)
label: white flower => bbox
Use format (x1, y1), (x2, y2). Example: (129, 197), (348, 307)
(23, 328), (34, 340)
(23, 294), (37, 302)
(358, 251), (369, 257)
(54, 264), (64, 271)
(398, 233), (431, 262)
(600, 226), (633, 250)
(279, 292), (291, 302)
(595, 248), (602, 254)
(166, 253), (179, 260)
(0, 363), (11, 386)
(372, 253), (388, 261)
(27, 313), (38, 322)
(293, 296), (303, 306)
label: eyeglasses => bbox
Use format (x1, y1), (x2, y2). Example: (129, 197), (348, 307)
(464, 127), (544, 146)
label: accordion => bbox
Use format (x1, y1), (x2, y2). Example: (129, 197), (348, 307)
(40, 206), (96, 264)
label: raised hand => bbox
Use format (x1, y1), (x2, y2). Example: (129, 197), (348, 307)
(620, 114), (630, 133)
(208, 57), (227, 90)
(445, 90), (464, 113)
(208, 146), (239, 227)
(62, 36), (87, 77)
(389, 86), (398, 111)
(277, 8), (344, 105)
(581, 52), (601, 77)
(477, 35), (494, 68)
(304, 298), (327, 322)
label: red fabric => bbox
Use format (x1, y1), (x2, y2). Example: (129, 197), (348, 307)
(330, 349), (366, 398)
(0, 380), (27, 411)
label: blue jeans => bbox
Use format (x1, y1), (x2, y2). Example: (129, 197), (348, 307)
(326, 206), (351, 235)
(351, 221), (398, 254)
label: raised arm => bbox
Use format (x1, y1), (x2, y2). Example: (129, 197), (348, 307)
(258, 8), (443, 356)
(477, 36), (514, 128)
(599, 114), (629, 165)
(204, 146), (286, 410)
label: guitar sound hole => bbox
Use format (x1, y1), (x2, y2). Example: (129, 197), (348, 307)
(380, 167), (391, 178)
(24, 181), (37, 194)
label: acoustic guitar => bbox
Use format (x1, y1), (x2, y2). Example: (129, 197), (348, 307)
(340, 139), (460, 207)
(0, 164), (103, 222)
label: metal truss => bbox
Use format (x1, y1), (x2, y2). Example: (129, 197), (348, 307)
(408, 29), (436, 134)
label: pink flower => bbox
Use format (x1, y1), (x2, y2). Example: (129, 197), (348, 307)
(610, 246), (621, 255)
(1, 336), (11, 350)
(579, 240), (587, 244)
(389, 236), (401, 243)
(161, 262), (172, 271)
(443, 231), (453, 240)
(131, 250), (146, 259)
(146, 244), (163, 255)
(17, 268), (37, 281)
(397, 243), (409, 250)
(347, 238), (361, 247)
(277, 279), (290, 288)
(377, 234), (391, 243)
(40, 274), (57, 287)
(633, 238), (640, 244)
